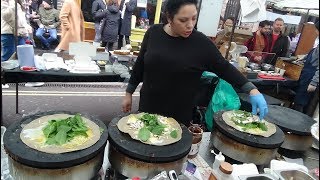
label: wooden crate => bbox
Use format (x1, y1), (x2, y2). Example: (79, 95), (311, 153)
(275, 58), (303, 80)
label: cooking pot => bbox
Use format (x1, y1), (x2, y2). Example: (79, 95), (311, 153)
(107, 116), (192, 179)
(248, 62), (261, 70)
(3, 111), (108, 180)
(211, 111), (285, 165)
(265, 105), (316, 151)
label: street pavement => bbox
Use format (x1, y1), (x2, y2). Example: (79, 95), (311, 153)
(1, 82), (140, 128)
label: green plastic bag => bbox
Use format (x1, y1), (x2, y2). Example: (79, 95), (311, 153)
(205, 79), (241, 131)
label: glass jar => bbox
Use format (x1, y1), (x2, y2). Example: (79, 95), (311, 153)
(187, 125), (203, 159)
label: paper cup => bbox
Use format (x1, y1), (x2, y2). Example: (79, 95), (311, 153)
(279, 69), (286, 76)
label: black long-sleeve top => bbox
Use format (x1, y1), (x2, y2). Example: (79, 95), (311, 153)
(126, 24), (256, 125)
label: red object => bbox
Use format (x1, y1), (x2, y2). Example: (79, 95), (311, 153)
(20, 66), (37, 71)
(132, 177), (141, 180)
(270, 34), (279, 51)
(258, 74), (285, 80)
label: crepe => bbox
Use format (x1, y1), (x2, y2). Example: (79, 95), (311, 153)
(222, 111), (276, 137)
(20, 114), (101, 154)
(117, 113), (182, 146)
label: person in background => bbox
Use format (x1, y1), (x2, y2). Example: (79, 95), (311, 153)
(244, 20), (271, 63)
(55, 0), (84, 52)
(122, 0), (268, 126)
(100, 0), (120, 52)
(1, 0), (32, 61)
(293, 21), (319, 114)
(117, 0), (137, 49)
(214, 16), (234, 48)
(26, 0), (42, 31)
(91, 0), (107, 47)
(36, 0), (60, 50)
(265, 18), (289, 65)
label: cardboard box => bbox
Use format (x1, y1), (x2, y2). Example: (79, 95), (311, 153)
(275, 58), (303, 80)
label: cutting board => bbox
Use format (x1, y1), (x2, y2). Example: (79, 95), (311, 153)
(258, 74), (285, 80)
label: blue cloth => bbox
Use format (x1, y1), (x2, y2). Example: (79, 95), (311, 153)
(250, 93), (268, 120)
(35, 28), (57, 47)
(140, 9), (148, 19)
(294, 48), (318, 106)
(1, 34), (26, 61)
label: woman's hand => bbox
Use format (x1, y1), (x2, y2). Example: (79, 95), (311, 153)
(122, 93), (132, 112)
(249, 89), (268, 120)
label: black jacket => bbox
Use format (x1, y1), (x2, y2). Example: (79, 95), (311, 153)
(266, 32), (289, 65)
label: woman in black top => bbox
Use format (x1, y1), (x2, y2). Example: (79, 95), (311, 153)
(122, 0), (268, 126)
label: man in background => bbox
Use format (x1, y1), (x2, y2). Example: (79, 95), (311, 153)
(293, 21), (319, 114)
(244, 20), (271, 63)
(266, 18), (289, 65)
(36, 0), (60, 50)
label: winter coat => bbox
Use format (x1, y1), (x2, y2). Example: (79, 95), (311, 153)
(119, 0), (137, 36)
(100, 4), (120, 43)
(1, 0), (32, 36)
(266, 32), (289, 65)
(92, 0), (107, 23)
(38, 6), (60, 29)
(57, 0), (84, 51)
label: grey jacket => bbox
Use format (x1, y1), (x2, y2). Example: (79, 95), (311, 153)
(92, 0), (107, 23)
(310, 44), (319, 86)
(100, 4), (120, 43)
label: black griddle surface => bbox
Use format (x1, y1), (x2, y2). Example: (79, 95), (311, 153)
(214, 111), (285, 149)
(3, 111), (108, 169)
(108, 116), (192, 163)
(265, 105), (316, 135)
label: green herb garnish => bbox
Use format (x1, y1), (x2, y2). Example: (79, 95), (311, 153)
(42, 113), (88, 145)
(138, 127), (151, 142)
(170, 130), (178, 138)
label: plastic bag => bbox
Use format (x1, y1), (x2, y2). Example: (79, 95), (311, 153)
(205, 79), (241, 131)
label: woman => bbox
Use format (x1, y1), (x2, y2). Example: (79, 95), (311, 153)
(55, 0), (84, 51)
(117, 0), (137, 49)
(100, 0), (120, 52)
(122, 0), (268, 126)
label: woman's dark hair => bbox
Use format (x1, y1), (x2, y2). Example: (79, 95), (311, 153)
(164, 0), (198, 20)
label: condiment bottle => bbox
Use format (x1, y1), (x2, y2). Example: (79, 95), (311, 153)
(212, 152), (225, 171)
(187, 124), (203, 159)
(218, 162), (233, 180)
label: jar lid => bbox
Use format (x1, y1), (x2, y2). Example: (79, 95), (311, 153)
(219, 162), (233, 174)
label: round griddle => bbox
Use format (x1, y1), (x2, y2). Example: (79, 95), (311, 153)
(108, 116), (192, 163)
(213, 111), (285, 149)
(3, 111), (108, 169)
(265, 105), (316, 135)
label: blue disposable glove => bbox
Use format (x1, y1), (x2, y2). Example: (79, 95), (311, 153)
(250, 93), (268, 120)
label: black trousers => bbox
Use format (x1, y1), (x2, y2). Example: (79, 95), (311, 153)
(101, 42), (115, 51)
(118, 35), (130, 49)
(117, 18), (130, 49)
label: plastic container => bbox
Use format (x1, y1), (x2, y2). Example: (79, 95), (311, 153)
(17, 44), (35, 67)
(212, 152), (225, 171)
(212, 162), (234, 180)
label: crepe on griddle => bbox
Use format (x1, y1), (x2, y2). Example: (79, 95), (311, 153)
(20, 114), (101, 154)
(117, 113), (182, 146)
(222, 110), (276, 137)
